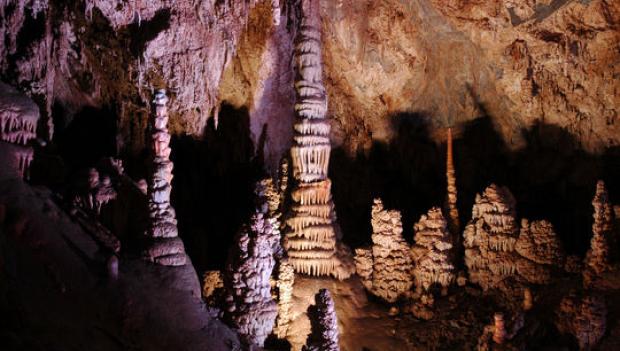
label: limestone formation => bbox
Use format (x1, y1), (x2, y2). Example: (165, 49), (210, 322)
(355, 199), (413, 303)
(274, 258), (295, 338)
(283, 0), (351, 280)
(72, 168), (118, 216)
(514, 219), (565, 285)
(0, 82), (39, 179)
(224, 209), (278, 347)
(412, 207), (455, 294)
(303, 289), (340, 351)
(584, 181), (615, 281)
(202, 270), (224, 301)
(444, 128), (460, 241)
(143, 90), (188, 266)
(556, 292), (607, 350)
(463, 184), (520, 290)
(255, 178), (283, 258)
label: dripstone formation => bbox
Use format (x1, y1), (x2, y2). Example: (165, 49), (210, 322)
(283, 0), (351, 280)
(355, 199), (413, 303)
(0, 82), (39, 178)
(143, 90), (188, 266)
(556, 292), (607, 350)
(224, 195), (278, 348)
(303, 289), (340, 351)
(584, 180), (615, 283)
(411, 207), (455, 295)
(444, 128), (460, 240)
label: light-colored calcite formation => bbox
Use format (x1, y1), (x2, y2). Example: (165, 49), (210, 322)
(464, 184), (520, 290)
(224, 209), (278, 347)
(556, 292), (607, 351)
(514, 218), (565, 285)
(278, 157), (290, 210)
(274, 258), (295, 338)
(72, 168), (118, 216)
(584, 181), (615, 281)
(202, 270), (224, 301)
(0, 82), (39, 178)
(143, 90), (188, 267)
(355, 199), (413, 303)
(412, 207), (455, 294)
(302, 289), (340, 351)
(283, 0), (351, 280)
(444, 128), (460, 240)
(255, 178), (283, 258)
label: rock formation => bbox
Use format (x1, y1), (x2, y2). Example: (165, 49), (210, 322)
(274, 258), (295, 338)
(411, 207), (455, 295)
(143, 90), (188, 266)
(71, 167), (118, 216)
(283, 0), (351, 280)
(464, 184), (520, 290)
(303, 289), (340, 351)
(255, 177), (284, 258)
(514, 218), (565, 284)
(0, 82), (39, 179)
(556, 292), (607, 350)
(584, 180), (615, 282)
(444, 128), (460, 241)
(355, 199), (413, 303)
(202, 270), (224, 301)
(224, 202), (278, 347)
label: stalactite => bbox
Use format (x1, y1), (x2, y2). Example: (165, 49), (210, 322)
(444, 128), (460, 242)
(283, 0), (352, 280)
(302, 289), (340, 351)
(411, 207), (455, 295)
(71, 167), (118, 216)
(143, 89), (188, 266)
(584, 180), (615, 284)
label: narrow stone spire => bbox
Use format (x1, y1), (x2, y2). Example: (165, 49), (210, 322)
(584, 180), (615, 282)
(303, 289), (340, 351)
(283, 0), (351, 280)
(444, 128), (460, 241)
(143, 89), (188, 266)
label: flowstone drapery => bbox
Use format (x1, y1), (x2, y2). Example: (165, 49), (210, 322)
(303, 289), (340, 351)
(143, 90), (188, 266)
(355, 199), (413, 302)
(411, 207), (455, 294)
(584, 180), (615, 283)
(283, 0), (351, 280)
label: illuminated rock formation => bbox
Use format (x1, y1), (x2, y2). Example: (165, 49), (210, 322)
(278, 157), (290, 210)
(202, 270), (224, 301)
(556, 292), (607, 350)
(303, 289), (340, 351)
(444, 128), (460, 241)
(515, 219), (565, 285)
(584, 181), (615, 282)
(0, 82), (39, 179)
(271, 0), (281, 26)
(355, 199), (413, 302)
(411, 207), (455, 294)
(477, 312), (524, 350)
(274, 258), (295, 338)
(464, 184), (520, 290)
(255, 178), (284, 257)
(224, 208), (278, 347)
(283, 0), (351, 280)
(143, 90), (188, 266)
(72, 168), (118, 216)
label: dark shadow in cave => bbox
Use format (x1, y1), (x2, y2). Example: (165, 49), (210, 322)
(331, 114), (620, 257)
(170, 103), (263, 275)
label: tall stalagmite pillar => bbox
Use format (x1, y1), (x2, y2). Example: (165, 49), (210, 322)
(283, 0), (349, 279)
(143, 89), (188, 266)
(444, 128), (460, 242)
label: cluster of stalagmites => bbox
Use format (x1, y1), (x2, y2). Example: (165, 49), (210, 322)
(355, 199), (413, 303)
(143, 90), (187, 266)
(0, 82), (39, 178)
(71, 167), (117, 216)
(584, 180), (616, 285)
(224, 179), (280, 348)
(303, 289), (340, 351)
(477, 312), (524, 350)
(556, 292), (607, 350)
(283, 0), (351, 281)
(464, 184), (565, 292)
(412, 207), (455, 295)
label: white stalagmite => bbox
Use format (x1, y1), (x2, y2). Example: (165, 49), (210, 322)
(354, 199), (413, 303)
(0, 82), (40, 179)
(411, 207), (455, 294)
(143, 89), (188, 266)
(283, 0), (352, 280)
(302, 289), (340, 351)
(224, 209), (278, 348)
(584, 180), (615, 282)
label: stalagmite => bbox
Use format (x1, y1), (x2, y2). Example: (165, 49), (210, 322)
(202, 270), (224, 301)
(0, 82), (40, 179)
(274, 258), (295, 338)
(255, 178), (284, 258)
(584, 180), (615, 283)
(354, 199), (413, 302)
(444, 128), (460, 242)
(224, 209), (278, 348)
(492, 312), (507, 344)
(411, 207), (455, 295)
(556, 292), (607, 350)
(143, 89), (188, 266)
(283, 0), (352, 280)
(303, 289), (340, 351)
